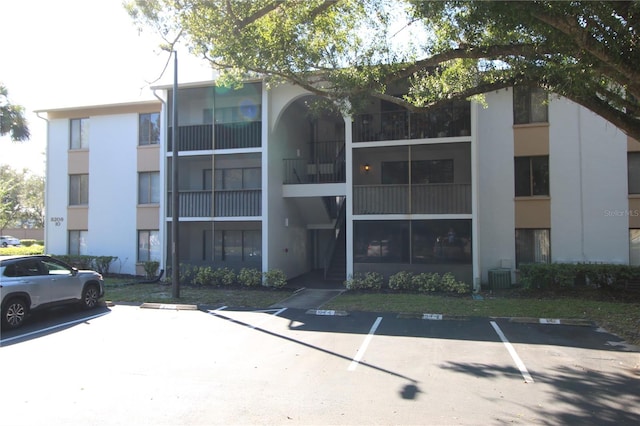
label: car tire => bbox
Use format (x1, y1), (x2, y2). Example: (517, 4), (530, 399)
(81, 284), (100, 309)
(1, 242), (7, 247)
(2, 298), (28, 329)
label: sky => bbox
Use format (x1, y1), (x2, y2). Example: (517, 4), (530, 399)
(1, 0), (213, 176)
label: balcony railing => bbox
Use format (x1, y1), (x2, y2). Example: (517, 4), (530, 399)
(167, 121), (262, 152)
(283, 140), (345, 184)
(352, 102), (471, 143)
(214, 189), (261, 217)
(167, 191), (212, 217)
(167, 189), (262, 218)
(168, 125), (213, 151)
(353, 183), (471, 215)
(215, 121), (261, 149)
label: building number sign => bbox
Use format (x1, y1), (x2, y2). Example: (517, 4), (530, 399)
(50, 217), (64, 226)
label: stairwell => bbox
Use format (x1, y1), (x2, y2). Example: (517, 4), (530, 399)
(325, 226), (346, 281)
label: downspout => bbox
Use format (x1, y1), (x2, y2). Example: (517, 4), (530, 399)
(152, 88), (168, 276)
(35, 111), (49, 253)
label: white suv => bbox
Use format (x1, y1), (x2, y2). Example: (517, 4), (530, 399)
(0, 236), (21, 247)
(0, 255), (105, 329)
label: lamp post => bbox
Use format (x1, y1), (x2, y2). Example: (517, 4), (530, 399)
(171, 50), (180, 298)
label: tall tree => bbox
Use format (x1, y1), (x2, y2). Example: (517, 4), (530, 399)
(126, 0), (640, 140)
(0, 166), (44, 233)
(0, 83), (30, 141)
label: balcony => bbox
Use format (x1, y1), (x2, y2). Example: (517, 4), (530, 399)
(283, 140), (345, 184)
(167, 121), (262, 152)
(167, 191), (211, 217)
(167, 189), (261, 218)
(214, 189), (261, 217)
(215, 121), (261, 150)
(168, 125), (213, 151)
(353, 183), (471, 215)
(352, 102), (471, 143)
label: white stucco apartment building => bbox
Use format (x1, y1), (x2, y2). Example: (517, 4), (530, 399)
(38, 80), (640, 289)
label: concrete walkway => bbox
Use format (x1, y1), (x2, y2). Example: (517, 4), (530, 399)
(270, 288), (345, 309)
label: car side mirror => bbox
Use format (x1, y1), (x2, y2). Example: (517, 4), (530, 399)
(72, 267), (78, 276)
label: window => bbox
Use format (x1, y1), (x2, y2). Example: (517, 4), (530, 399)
(629, 152), (640, 194)
(381, 160), (454, 185)
(214, 230), (262, 262)
(69, 174), (89, 205)
(631, 229), (640, 266)
(214, 168), (261, 190)
(412, 159), (454, 184)
(138, 230), (160, 262)
(354, 221), (409, 263)
(353, 219), (472, 264)
(515, 156), (549, 196)
(515, 229), (550, 267)
(69, 230), (88, 255)
(513, 86), (548, 124)
(138, 172), (160, 204)
(413, 220), (472, 263)
(70, 118), (90, 149)
(139, 112), (160, 145)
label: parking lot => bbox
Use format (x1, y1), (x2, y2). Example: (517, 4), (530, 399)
(1, 303), (639, 425)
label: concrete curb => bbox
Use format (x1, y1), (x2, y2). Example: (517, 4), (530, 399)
(139, 302), (199, 311)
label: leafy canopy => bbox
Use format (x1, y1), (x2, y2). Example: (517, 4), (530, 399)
(126, 0), (640, 140)
(0, 83), (30, 141)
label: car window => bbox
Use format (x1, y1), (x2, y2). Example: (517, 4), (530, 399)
(15, 260), (45, 277)
(42, 259), (73, 275)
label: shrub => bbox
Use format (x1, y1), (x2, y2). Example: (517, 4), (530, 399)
(179, 264), (198, 286)
(344, 272), (383, 290)
(143, 260), (160, 279)
(412, 272), (440, 292)
(441, 272), (471, 294)
(0, 245), (44, 256)
(20, 239), (37, 247)
(388, 271), (414, 291)
(92, 256), (117, 275)
(263, 269), (287, 288)
(194, 266), (215, 286)
(239, 268), (262, 287)
(213, 267), (236, 286)
(519, 263), (640, 290)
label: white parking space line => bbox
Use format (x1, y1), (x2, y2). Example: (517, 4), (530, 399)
(0, 311), (110, 345)
(348, 316), (383, 371)
(490, 321), (534, 383)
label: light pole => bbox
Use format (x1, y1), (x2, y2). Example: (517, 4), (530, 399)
(171, 50), (180, 298)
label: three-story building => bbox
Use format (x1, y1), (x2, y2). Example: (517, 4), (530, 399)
(39, 79), (640, 288)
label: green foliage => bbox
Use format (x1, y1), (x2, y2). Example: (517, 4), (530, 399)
(344, 272), (384, 291)
(0, 165), (44, 230)
(92, 256), (117, 275)
(179, 263), (198, 286)
(519, 263), (640, 290)
(194, 266), (215, 286)
(127, 1), (640, 140)
(19, 239), (36, 247)
(213, 267), (237, 286)
(0, 83), (30, 141)
(0, 244), (44, 256)
(143, 260), (160, 279)
(412, 272), (440, 292)
(388, 271), (414, 291)
(238, 267), (262, 287)
(345, 271), (470, 294)
(263, 269), (287, 288)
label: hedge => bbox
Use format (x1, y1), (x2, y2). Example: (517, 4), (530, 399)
(519, 263), (640, 290)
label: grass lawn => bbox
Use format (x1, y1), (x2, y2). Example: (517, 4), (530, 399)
(104, 278), (640, 346)
(104, 279), (293, 309)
